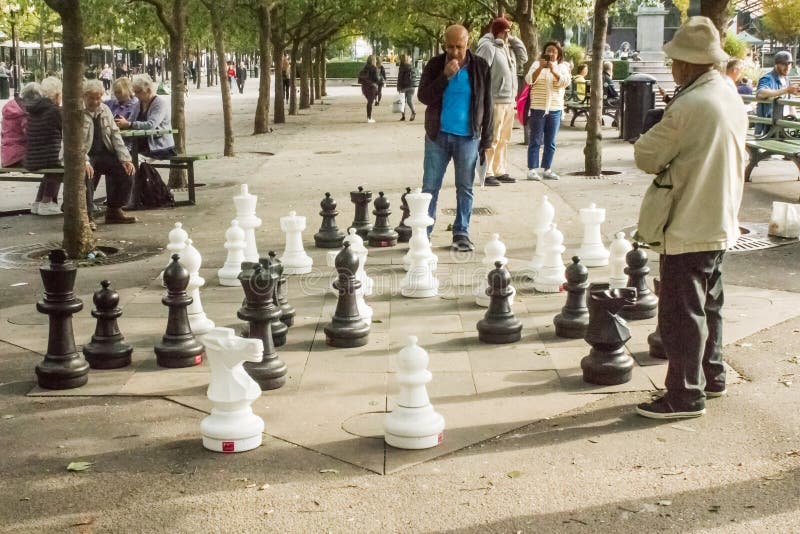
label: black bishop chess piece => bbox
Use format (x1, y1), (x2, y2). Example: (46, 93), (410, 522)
(314, 192), (345, 248)
(619, 242), (658, 320)
(238, 261), (287, 390)
(324, 242), (370, 347)
(477, 261), (522, 344)
(266, 251), (295, 329)
(647, 278), (666, 359)
(554, 257), (590, 339)
(367, 191), (399, 247)
(394, 187), (412, 243)
(35, 249), (90, 390)
(154, 254), (205, 368)
(349, 185), (373, 239)
(83, 280), (133, 369)
(581, 283), (637, 385)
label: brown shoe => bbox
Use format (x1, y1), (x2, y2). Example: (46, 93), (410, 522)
(105, 207), (137, 224)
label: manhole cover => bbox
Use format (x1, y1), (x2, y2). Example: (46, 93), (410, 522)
(341, 411), (386, 439)
(567, 170), (623, 179)
(441, 207), (494, 216)
(0, 240), (161, 269)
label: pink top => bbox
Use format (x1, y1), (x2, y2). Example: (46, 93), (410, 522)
(1, 98), (27, 167)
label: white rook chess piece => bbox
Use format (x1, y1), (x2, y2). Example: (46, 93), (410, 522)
(401, 191), (439, 298)
(474, 233), (516, 307)
(403, 188), (438, 273)
(200, 327), (264, 453)
(533, 224), (566, 293)
(609, 231), (633, 289)
(182, 239), (215, 335)
(233, 184), (261, 263)
(218, 220), (246, 286)
(524, 195), (555, 279)
(384, 336), (445, 449)
(159, 222), (189, 284)
(576, 203), (610, 267)
(279, 211), (313, 275)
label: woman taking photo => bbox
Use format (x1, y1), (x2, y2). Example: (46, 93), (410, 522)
(524, 40), (570, 181)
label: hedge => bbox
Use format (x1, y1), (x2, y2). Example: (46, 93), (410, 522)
(589, 59), (630, 80)
(326, 61), (364, 78)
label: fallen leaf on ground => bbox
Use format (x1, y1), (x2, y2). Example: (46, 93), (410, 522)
(660, 471), (684, 476)
(66, 461), (93, 472)
(787, 450), (800, 457)
(258, 483), (270, 490)
(735, 343), (753, 347)
(19, 497), (30, 501)
(71, 517), (94, 527)
(10, 282), (28, 287)
(708, 504), (721, 512)
(670, 424), (696, 432)
(506, 470), (523, 478)
(245, 483), (257, 489)
(264, 509), (274, 515)
(534, 350), (550, 357)
(2, 414), (15, 419)
(371, 319), (383, 323)
(656, 500), (672, 506)
(319, 468), (339, 474)
(588, 439), (599, 444)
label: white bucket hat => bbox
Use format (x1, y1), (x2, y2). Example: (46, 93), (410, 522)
(663, 16), (728, 64)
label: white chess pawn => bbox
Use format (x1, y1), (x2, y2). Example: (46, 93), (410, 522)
(533, 224), (566, 293)
(524, 195), (555, 278)
(474, 233), (516, 307)
(181, 239), (216, 335)
(279, 211), (313, 275)
(403, 188), (438, 273)
(200, 327), (265, 453)
(609, 231), (633, 289)
(218, 220), (246, 286)
(384, 336), (445, 450)
(576, 203), (610, 267)
(159, 222), (189, 284)
(233, 184), (262, 263)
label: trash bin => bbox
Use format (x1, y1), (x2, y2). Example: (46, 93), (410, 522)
(620, 73), (657, 141)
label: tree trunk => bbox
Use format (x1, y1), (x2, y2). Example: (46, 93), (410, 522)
(700, 0), (730, 39)
(585, 1), (613, 177)
(195, 44), (201, 89)
(168, 0), (188, 188)
(206, 44), (213, 87)
(300, 41), (311, 109)
(273, 44), (286, 124)
(45, 0), (93, 258)
(314, 45), (323, 101)
(289, 41), (299, 115)
(253, 0), (272, 134)
(207, 3), (234, 156)
(320, 44), (327, 97)
(309, 47), (316, 103)
(513, 0), (539, 74)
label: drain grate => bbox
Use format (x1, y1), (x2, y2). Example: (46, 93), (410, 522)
(441, 207), (494, 216)
(619, 222), (798, 253)
(0, 240), (161, 269)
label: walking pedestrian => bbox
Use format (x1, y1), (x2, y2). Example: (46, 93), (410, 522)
(396, 54), (417, 122)
(236, 61), (247, 94)
(100, 64), (113, 92)
(358, 55), (380, 123)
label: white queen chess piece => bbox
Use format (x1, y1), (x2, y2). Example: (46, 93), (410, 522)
(576, 203), (610, 267)
(474, 233), (516, 307)
(609, 231), (633, 289)
(403, 188), (438, 272)
(181, 239), (215, 335)
(218, 220), (246, 286)
(384, 336), (445, 449)
(279, 211), (313, 275)
(200, 327), (264, 453)
(524, 195), (555, 278)
(533, 224), (567, 293)
(233, 184), (262, 263)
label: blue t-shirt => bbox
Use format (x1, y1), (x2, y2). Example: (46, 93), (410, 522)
(440, 67), (472, 137)
(756, 70), (787, 118)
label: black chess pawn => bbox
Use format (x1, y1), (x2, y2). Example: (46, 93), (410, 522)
(83, 280), (133, 369)
(265, 251), (295, 330)
(238, 262), (287, 390)
(554, 257), (590, 339)
(619, 242), (658, 320)
(35, 249), (90, 389)
(367, 191), (399, 247)
(477, 261), (522, 344)
(324, 242), (370, 347)
(314, 192), (345, 248)
(647, 278), (666, 359)
(348, 185), (373, 239)
(154, 254), (205, 368)
(581, 283), (637, 385)
(394, 187), (412, 243)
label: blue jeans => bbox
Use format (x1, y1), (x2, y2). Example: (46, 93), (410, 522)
(527, 109), (562, 170)
(421, 132), (479, 237)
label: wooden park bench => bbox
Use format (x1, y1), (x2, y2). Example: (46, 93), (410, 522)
(743, 96), (800, 182)
(0, 167), (65, 216)
(148, 154), (210, 206)
(565, 79), (619, 127)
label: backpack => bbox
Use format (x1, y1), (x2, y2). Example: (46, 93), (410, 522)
(131, 162), (175, 209)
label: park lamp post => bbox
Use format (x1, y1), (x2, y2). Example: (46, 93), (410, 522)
(2, 2), (21, 97)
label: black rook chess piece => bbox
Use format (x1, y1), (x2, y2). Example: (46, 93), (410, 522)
(581, 283), (637, 385)
(394, 187), (412, 243)
(647, 278), (666, 359)
(154, 254), (205, 368)
(349, 186), (373, 239)
(367, 191), (399, 247)
(324, 242), (370, 347)
(265, 251), (295, 330)
(314, 192), (345, 248)
(619, 242), (658, 320)
(238, 262), (287, 390)
(83, 280), (133, 369)
(477, 261), (522, 344)
(554, 257), (590, 339)
(35, 249), (90, 389)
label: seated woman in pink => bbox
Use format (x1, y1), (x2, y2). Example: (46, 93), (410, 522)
(1, 82), (41, 168)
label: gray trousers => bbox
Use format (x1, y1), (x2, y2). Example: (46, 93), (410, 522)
(659, 251), (726, 405)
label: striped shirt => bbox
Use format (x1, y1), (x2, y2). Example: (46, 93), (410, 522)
(525, 61), (571, 112)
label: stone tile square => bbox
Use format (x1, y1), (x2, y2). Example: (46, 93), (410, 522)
(468, 345), (555, 372)
(473, 370), (561, 397)
(298, 369), (387, 396)
(305, 348), (388, 374)
(388, 350), (471, 373)
(548, 346), (590, 370)
(641, 363), (667, 390)
(388, 371), (476, 410)
(119, 368), (209, 396)
(557, 364), (656, 393)
(28, 367), (135, 396)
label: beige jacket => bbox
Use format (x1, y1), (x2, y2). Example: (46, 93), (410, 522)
(634, 69), (747, 255)
(82, 103), (132, 162)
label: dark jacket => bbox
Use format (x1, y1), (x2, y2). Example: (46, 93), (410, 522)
(418, 51), (493, 151)
(397, 64), (413, 91)
(359, 64), (380, 87)
(378, 65), (386, 86)
(24, 96), (62, 170)
(236, 66), (247, 81)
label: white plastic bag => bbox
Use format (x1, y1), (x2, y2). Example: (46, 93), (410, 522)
(392, 94), (405, 114)
(768, 201), (800, 238)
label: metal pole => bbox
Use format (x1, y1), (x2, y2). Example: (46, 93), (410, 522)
(11, 15), (20, 97)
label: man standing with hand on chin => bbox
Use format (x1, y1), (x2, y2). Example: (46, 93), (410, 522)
(418, 24), (493, 253)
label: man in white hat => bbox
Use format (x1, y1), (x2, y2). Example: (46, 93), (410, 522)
(632, 17), (747, 419)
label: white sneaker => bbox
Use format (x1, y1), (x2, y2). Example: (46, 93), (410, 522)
(37, 202), (62, 216)
(30, 202), (40, 215)
(543, 169), (560, 180)
(367, 118), (376, 123)
(527, 169), (541, 181)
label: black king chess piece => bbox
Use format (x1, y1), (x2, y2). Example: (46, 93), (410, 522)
(35, 249), (90, 389)
(394, 187), (413, 243)
(348, 185), (373, 239)
(154, 254), (205, 368)
(238, 261), (287, 390)
(477, 261), (522, 344)
(619, 242), (658, 320)
(324, 242), (370, 347)
(267, 251), (296, 328)
(260, 252), (290, 344)
(367, 191), (399, 247)
(83, 280), (133, 369)
(314, 192), (345, 248)
(554, 257), (590, 339)
(647, 278), (666, 359)
(581, 283), (637, 385)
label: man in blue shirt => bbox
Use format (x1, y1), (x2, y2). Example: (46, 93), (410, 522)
(756, 51), (800, 135)
(418, 25), (493, 252)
